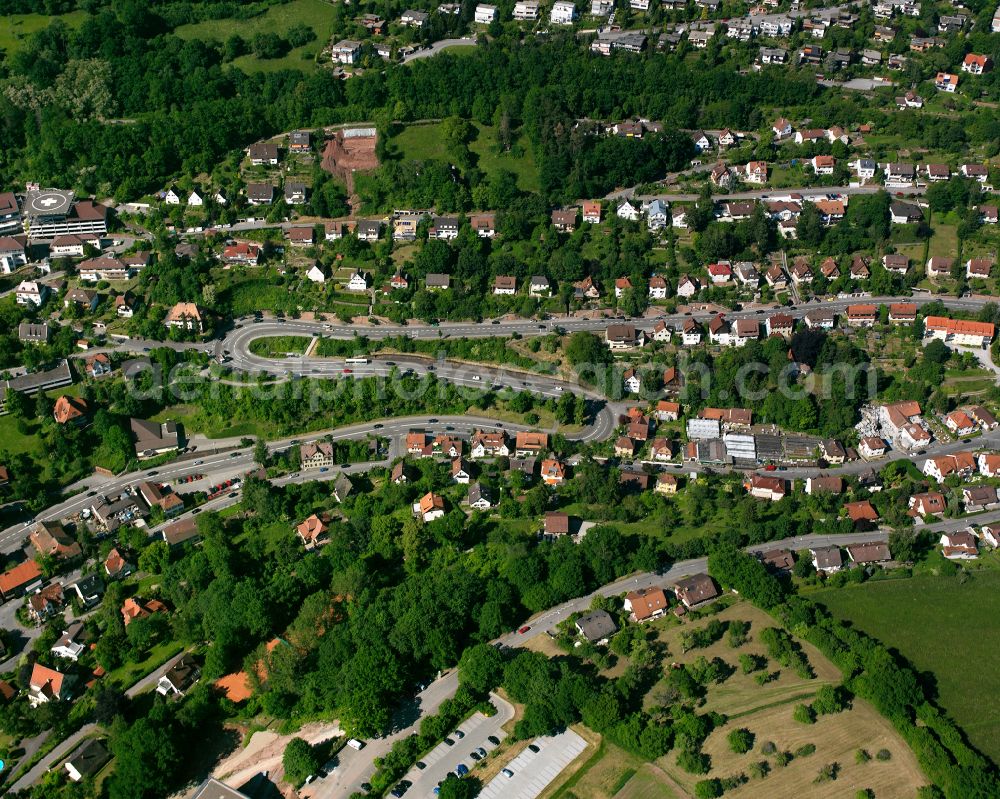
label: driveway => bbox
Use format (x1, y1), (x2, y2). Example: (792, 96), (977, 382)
(400, 694), (514, 798)
(477, 730), (588, 799)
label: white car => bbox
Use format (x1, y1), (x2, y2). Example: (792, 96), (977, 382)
(472, 375), (481, 381)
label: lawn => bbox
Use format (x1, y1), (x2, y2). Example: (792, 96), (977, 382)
(542, 736), (655, 799)
(174, 0), (335, 73)
(0, 10), (87, 55)
(107, 640), (185, 691)
(248, 335), (312, 356)
(0, 415), (44, 458)
(392, 121), (539, 192)
(928, 222), (958, 260)
(812, 571), (1000, 765)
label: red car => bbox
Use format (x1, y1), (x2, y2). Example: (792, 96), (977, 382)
(518, 625), (531, 634)
(343, 368), (353, 374)
(763, 464), (777, 472)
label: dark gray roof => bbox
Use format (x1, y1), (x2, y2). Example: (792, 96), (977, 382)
(575, 609), (618, 642)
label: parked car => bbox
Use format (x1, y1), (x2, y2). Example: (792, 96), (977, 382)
(502, 768), (514, 778)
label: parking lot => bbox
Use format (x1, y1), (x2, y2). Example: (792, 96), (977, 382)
(477, 730), (587, 799)
(403, 698), (513, 797)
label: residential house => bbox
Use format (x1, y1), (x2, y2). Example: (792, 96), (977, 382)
(289, 130), (311, 152)
(513, 0), (539, 18)
(676, 274), (699, 298)
(966, 258), (992, 280)
(888, 303), (917, 324)
(0, 560), (43, 602)
(944, 410), (976, 435)
(940, 530), (978, 559)
(811, 546), (843, 574)
(550, 0), (576, 23)
(673, 574), (719, 608)
(624, 587), (669, 622)
(164, 301), (203, 332)
(357, 220), (383, 241)
(648, 276), (668, 299)
(934, 72), (959, 92)
(18, 321), (50, 344)
(529, 275), (551, 296)
(543, 512), (570, 536)
(744, 161), (768, 184)
(51, 622), (86, 661)
(605, 324), (645, 350)
(961, 164), (988, 182)
(28, 583), (65, 624)
(540, 458), (567, 486)
(247, 142), (279, 165)
(470, 429), (509, 458)
(804, 309), (835, 330)
(64, 739), (111, 783)
(551, 208), (577, 231)
(16, 280), (47, 307)
(922, 451), (976, 482)
(745, 474), (786, 501)
(655, 473), (679, 495)
(222, 242), (261, 265)
(846, 304), (878, 327)
(414, 491), (445, 522)
(346, 271), (369, 292)
(28, 663), (73, 707)
(300, 442), (334, 470)
(963, 485), (999, 512)
(844, 499), (879, 526)
(425, 273), (451, 291)
(31, 521), (82, 560)
(926, 256), (955, 278)
(923, 316), (995, 347)
(157, 655), (200, 697)
(131, 418), (180, 458)
(468, 482), (493, 510)
(331, 39), (362, 64)
(909, 491), (946, 517)
(846, 542), (891, 566)
(297, 514), (329, 548)
(622, 368), (642, 394)
(617, 201), (640, 221)
(104, 547), (133, 579)
(121, 596), (167, 626)
(450, 457), (471, 484)
(805, 476), (844, 495)
(575, 610), (617, 644)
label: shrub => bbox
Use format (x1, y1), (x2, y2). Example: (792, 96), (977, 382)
(282, 738), (320, 787)
(774, 751), (792, 768)
(727, 620), (750, 648)
(876, 749), (892, 761)
(739, 654), (764, 674)
(856, 790), (875, 799)
(748, 761), (770, 779)
(793, 704), (816, 725)
(760, 741), (777, 756)
(814, 762), (839, 783)
(855, 749), (871, 765)
(795, 743), (816, 758)
(694, 778), (723, 798)
(727, 728), (755, 754)
(677, 749), (711, 775)
(812, 684), (849, 715)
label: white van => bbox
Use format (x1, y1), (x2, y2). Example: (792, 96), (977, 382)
(346, 739), (365, 751)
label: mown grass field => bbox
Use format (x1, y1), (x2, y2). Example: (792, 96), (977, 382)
(0, 10), (87, 55)
(812, 571), (1000, 765)
(392, 121), (540, 192)
(174, 0), (334, 73)
(656, 603), (925, 799)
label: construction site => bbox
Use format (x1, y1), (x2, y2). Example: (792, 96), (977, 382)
(321, 127), (379, 210)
